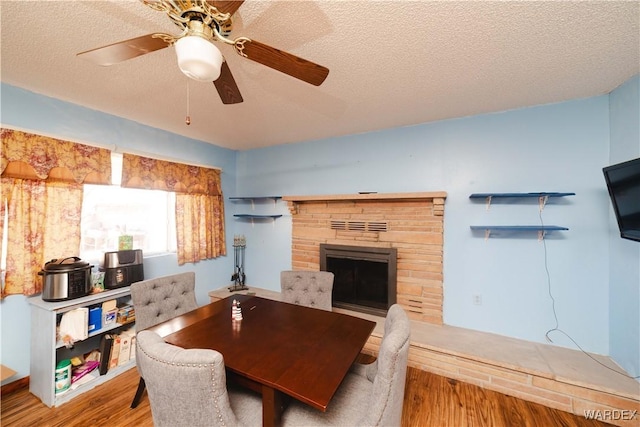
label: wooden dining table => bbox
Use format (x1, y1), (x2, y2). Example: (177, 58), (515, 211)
(146, 294), (376, 427)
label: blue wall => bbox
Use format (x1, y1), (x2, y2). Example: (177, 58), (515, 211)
(608, 75), (640, 378)
(2, 74), (639, 384)
(0, 84), (237, 383)
(235, 88), (637, 376)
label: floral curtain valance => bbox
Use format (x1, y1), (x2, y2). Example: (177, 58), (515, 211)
(121, 153), (222, 195)
(0, 128), (111, 185)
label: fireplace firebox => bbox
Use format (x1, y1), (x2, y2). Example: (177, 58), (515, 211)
(320, 244), (397, 316)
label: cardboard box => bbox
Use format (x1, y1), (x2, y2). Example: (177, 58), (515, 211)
(129, 335), (136, 361)
(102, 300), (117, 326)
(103, 309), (117, 326)
(117, 334), (131, 366)
(119, 329), (136, 363)
(116, 305), (135, 325)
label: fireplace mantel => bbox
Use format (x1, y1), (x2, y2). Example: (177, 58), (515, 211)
(283, 191), (447, 203)
(284, 192), (447, 216)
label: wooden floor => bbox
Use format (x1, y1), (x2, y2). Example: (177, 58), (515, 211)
(1, 366), (613, 427)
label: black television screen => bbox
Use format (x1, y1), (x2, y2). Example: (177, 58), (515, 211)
(603, 157), (640, 242)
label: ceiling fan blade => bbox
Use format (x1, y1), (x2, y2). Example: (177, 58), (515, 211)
(208, 1), (245, 15)
(214, 61), (243, 104)
(238, 39), (329, 86)
(77, 34), (170, 66)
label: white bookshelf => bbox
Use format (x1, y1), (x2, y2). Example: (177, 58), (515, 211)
(28, 288), (135, 407)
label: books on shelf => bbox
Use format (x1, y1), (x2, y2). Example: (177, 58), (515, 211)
(98, 334), (114, 375)
(108, 334), (121, 370)
(98, 327), (136, 375)
(117, 330), (134, 366)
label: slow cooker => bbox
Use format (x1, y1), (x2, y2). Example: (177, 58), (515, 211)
(39, 257), (92, 302)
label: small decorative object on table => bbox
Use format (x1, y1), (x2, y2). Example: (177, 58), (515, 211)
(231, 299), (243, 321)
(229, 235), (248, 292)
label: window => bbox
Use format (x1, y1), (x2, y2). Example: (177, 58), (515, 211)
(1, 131), (220, 296)
(2, 145), (222, 296)
(79, 154), (176, 261)
(80, 185), (176, 260)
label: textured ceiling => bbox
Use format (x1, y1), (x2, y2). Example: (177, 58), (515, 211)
(1, 1), (639, 151)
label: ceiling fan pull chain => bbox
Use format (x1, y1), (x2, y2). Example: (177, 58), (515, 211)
(185, 80), (191, 126)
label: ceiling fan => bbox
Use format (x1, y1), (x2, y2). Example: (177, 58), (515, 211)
(77, 0), (330, 105)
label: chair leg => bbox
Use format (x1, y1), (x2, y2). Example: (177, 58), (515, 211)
(130, 377), (146, 409)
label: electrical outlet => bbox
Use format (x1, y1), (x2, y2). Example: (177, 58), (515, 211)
(472, 294), (482, 305)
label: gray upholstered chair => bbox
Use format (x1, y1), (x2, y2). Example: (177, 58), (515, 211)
(280, 270), (334, 311)
(129, 272), (198, 409)
(136, 330), (262, 427)
(281, 304), (410, 426)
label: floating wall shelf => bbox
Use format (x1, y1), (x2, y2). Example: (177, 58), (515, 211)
(229, 196), (281, 208)
(469, 192), (574, 240)
(469, 192), (575, 210)
(233, 214), (282, 219)
(233, 213), (282, 226)
(470, 225), (569, 240)
(229, 196), (282, 201)
(230, 196), (283, 224)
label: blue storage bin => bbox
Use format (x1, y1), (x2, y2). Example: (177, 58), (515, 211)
(88, 306), (102, 332)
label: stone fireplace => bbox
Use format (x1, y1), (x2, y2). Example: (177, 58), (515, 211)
(284, 192), (446, 324)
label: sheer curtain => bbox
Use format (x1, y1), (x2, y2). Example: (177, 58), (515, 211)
(0, 128), (111, 297)
(121, 153), (226, 265)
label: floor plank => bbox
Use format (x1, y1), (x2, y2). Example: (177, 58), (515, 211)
(1, 366), (613, 426)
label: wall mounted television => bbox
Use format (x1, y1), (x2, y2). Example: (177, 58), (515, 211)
(603, 157), (640, 242)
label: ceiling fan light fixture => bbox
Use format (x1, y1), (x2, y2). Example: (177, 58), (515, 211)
(175, 35), (223, 82)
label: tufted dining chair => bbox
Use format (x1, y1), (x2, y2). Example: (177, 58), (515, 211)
(136, 330), (262, 427)
(281, 304), (410, 426)
(280, 270), (334, 311)
(129, 272), (198, 409)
